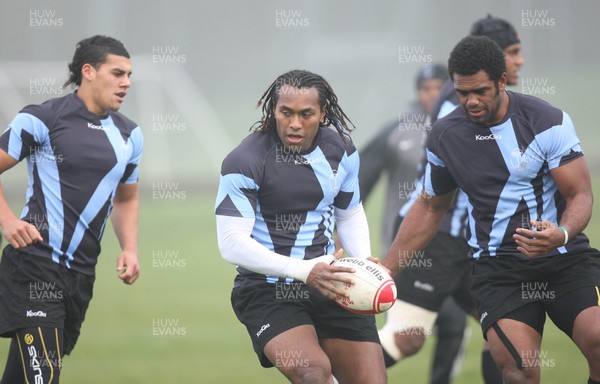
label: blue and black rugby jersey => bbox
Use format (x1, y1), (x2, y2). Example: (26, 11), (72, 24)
(424, 90), (589, 259)
(0, 92), (143, 275)
(215, 127), (361, 285)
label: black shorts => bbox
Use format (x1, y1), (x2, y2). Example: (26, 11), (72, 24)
(470, 248), (600, 338)
(231, 280), (380, 368)
(0, 246), (95, 355)
(394, 230), (474, 313)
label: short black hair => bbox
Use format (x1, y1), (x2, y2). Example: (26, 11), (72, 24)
(64, 35), (130, 88)
(470, 14), (520, 49)
(447, 35), (506, 83)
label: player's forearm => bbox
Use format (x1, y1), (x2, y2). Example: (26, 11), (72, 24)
(381, 195), (448, 277)
(0, 181), (19, 229)
(558, 191), (593, 240)
(335, 203), (371, 259)
(551, 156), (594, 241)
(111, 186), (139, 254)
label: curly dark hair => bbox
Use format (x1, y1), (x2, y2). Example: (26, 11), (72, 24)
(448, 35), (506, 84)
(251, 70), (355, 140)
(64, 35), (130, 88)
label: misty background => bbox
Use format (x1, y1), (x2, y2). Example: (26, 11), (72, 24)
(0, 0), (598, 196)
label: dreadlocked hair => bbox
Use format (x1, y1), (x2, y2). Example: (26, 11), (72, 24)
(251, 69), (355, 141)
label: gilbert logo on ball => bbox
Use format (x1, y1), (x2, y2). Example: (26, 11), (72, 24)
(330, 258), (397, 314)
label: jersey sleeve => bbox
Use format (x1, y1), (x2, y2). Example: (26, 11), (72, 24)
(334, 144), (361, 210)
(0, 113), (49, 161)
(121, 126), (144, 184)
(215, 148), (261, 219)
(423, 131), (458, 196)
(538, 111), (583, 170)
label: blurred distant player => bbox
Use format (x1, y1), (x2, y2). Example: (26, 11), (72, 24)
(378, 15), (523, 384)
(0, 35), (143, 383)
(360, 63), (471, 384)
(360, 63), (448, 253)
(216, 69), (386, 383)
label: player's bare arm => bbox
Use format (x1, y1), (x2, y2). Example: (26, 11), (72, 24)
(111, 182), (140, 284)
(382, 189), (455, 277)
(514, 156), (592, 257)
(0, 149), (43, 248)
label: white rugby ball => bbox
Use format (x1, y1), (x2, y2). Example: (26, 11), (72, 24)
(330, 258), (397, 314)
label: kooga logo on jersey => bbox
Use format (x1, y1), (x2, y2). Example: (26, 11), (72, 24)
(87, 122), (109, 131)
(475, 133), (502, 141)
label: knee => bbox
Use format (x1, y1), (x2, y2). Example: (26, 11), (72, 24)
(496, 360), (539, 384)
(501, 366), (526, 384)
(282, 364), (331, 384)
(582, 336), (600, 366)
(394, 328), (426, 357)
(346, 369), (387, 384)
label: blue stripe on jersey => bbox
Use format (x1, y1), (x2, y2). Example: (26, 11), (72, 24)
(466, 200), (480, 258)
(64, 116), (134, 265)
(297, 147), (338, 246)
(426, 148), (446, 168)
(263, 147), (343, 284)
(215, 173), (259, 218)
(533, 112), (581, 170)
(5, 113), (46, 160)
(449, 191), (468, 237)
(336, 150), (361, 209)
(469, 115), (582, 258)
(483, 120), (534, 256)
(11, 114), (66, 264)
(399, 176), (422, 217)
(123, 127), (143, 184)
(252, 200), (281, 284)
(32, 164), (64, 265)
(438, 100), (458, 120)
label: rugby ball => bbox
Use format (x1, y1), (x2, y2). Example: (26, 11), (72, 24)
(330, 258), (397, 314)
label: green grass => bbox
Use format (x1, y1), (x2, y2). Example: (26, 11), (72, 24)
(0, 186), (598, 383)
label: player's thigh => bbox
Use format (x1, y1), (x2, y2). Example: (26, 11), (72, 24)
(263, 324), (332, 380)
(572, 305), (600, 361)
(320, 338), (386, 384)
(486, 316), (542, 381)
(231, 282), (313, 368)
(547, 286), (600, 362)
(63, 270), (95, 355)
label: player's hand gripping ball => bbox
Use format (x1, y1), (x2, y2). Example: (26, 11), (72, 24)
(331, 258), (397, 314)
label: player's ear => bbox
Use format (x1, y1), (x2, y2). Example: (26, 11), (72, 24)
(320, 107), (326, 124)
(498, 72), (507, 92)
(81, 63), (95, 82)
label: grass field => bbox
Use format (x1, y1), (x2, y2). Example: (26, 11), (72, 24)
(0, 183), (598, 383)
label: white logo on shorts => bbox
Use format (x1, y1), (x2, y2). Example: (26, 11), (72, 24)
(26, 310), (47, 318)
(480, 311), (488, 324)
(256, 323), (270, 338)
(413, 280), (434, 292)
